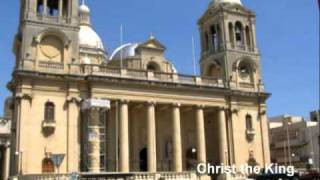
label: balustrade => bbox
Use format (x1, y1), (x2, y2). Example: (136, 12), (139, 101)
(18, 61), (223, 87)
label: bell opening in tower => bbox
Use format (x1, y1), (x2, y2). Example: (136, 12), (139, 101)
(36, 0), (69, 17)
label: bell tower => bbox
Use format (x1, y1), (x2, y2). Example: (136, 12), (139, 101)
(199, 0), (263, 91)
(14, 0), (80, 71)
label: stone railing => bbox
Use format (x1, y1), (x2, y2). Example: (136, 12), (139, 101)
(36, 15), (68, 24)
(69, 64), (224, 88)
(16, 172), (198, 180)
(20, 59), (64, 73)
(18, 60), (225, 88)
(15, 174), (72, 180)
(239, 82), (255, 89)
(38, 61), (64, 73)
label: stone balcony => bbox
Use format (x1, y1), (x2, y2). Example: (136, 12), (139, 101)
(19, 59), (225, 88)
(14, 172), (198, 180)
(13, 172), (249, 180)
(18, 59), (265, 92)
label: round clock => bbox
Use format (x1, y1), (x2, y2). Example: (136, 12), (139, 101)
(238, 63), (250, 79)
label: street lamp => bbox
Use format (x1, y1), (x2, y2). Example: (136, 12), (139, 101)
(15, 149), (24, 175)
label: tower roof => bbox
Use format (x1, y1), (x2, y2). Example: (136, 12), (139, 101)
(78, 0), (105, 51)
(211, 0), (242, 6)
(79, 0), (90, 14)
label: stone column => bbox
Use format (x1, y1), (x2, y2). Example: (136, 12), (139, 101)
(59, 0), (63, 17)
(43, 0), (47, 15)
(172, 103), (182, 172)
(67, 98), (80, 172)
(260, 110), (271, 165)
(251, 19), (257, 52)
(88, 109), (100, 172)
(218, 107), (228, 165)
(147, 102), (157, 172)
(242, 27), (248, 50)
(218, 23), (225, 50)
(3, 143), (10, 180)
(223, 20), (230, 49)
(119, 100), (129, 172)
(195, 105), (207, 164)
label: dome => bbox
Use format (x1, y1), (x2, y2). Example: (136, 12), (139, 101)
(212, 0), (242, 5)
(79, 4), (90, 14)
(109, 43), (139, 60)
(79, 25), (104, 50)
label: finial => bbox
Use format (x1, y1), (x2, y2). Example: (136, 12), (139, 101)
(149, 32), (155, 40)
(82, 0), (86, 5)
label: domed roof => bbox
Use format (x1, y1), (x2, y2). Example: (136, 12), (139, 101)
(212, 0), (242, 6)
(79, 3), (90, 14)
(109, 43), (139, 60)
(79, 25), (104, 50)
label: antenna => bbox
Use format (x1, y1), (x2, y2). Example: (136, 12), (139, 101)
(120, 24), (123, 69)
(192, 35), (197, 76)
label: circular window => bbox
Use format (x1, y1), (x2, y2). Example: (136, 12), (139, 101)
(238, 63), (251, 79)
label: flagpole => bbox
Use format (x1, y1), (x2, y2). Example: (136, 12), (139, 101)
(120, 24), (123, 69)
(192, 35), (197, 76)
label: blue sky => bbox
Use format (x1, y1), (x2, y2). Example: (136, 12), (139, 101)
(0, 0), (318, 118)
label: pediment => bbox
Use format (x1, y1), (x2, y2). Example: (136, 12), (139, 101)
(138, 38), (166, 51)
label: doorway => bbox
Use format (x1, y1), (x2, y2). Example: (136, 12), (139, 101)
(139, 148), (148, 171)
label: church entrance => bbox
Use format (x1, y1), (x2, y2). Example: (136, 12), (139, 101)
(139, 148), (148, 171)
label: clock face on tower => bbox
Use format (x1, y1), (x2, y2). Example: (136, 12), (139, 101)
(238, 63), (250, 79)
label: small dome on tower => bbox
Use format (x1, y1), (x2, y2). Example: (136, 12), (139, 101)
(211, 0), (242, 6)
(79, 4), (90, 14)
(79, 0), (90, 14)
(78, 1), (105, 51)
(79, 25), (105, 50)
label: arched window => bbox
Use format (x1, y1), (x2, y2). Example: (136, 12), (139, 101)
(42, 158), (54, 173)
(210, 25), (218, 51)
(44, 102), (55, 121)
(147, 62), (159, 72)
(38, 0), (68, 17)
(228, 23), (234, 48)
(204, 32), (209, 51)
(207, 64), (221, 79)
(246, 115), (253, 130)
(245, 26), (251, 50)
(37, 0), (44, 14)
(235, 22), (243, 48)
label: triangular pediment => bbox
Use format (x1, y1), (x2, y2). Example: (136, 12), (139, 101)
(138, 38), (166, 51)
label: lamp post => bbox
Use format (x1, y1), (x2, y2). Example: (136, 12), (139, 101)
(15, 149), (24, 175)
(291, 153), (295, 164)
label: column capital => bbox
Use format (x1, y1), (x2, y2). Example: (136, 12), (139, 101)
(217, 106), (227, 111)
(146, 101), (156, 106)
(66, 96), (82, 105)
(119, 99), (129, 104)
(15, 93), (33, 102)
(259, 109), (267, 116)
(194, 104), (205, 110)
(230, 107), (239, 114)
(171, 103), (181, 108)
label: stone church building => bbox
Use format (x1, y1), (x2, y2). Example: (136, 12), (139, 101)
(7, 0), (270, 179)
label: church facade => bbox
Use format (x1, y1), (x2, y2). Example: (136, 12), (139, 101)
(8, 0), (270, 179)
